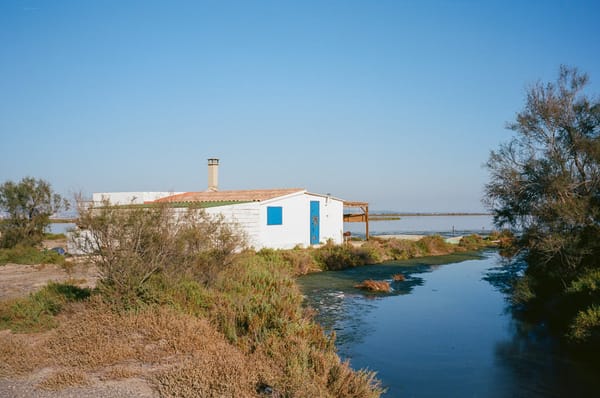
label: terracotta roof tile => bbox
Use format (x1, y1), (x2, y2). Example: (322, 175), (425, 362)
(150, 188), (305, 204)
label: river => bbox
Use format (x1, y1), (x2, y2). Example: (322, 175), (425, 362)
(298, 251), (600, 397)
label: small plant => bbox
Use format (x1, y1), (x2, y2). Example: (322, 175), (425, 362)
(355, 280), (391, 292)
(0, 282), (91, 332)
(392, 274), (405, 282)
(0, 245), (65, 266)
(568, 305), (600, 342)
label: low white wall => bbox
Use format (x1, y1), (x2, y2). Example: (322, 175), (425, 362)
(204, 203), (261, 248)
(92, 192), (183, 205)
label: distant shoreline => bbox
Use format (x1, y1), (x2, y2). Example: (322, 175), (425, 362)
(364, 212), (491, 221)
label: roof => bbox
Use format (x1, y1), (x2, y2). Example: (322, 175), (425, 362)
(150, 188), (305, 204)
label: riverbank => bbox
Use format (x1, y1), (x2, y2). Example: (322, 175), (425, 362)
(260, 233), (503, 277)
(0, 251), (384, 397)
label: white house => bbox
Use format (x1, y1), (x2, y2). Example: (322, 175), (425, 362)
(89, 160), (346, 249)
(90, 188), (344, 249)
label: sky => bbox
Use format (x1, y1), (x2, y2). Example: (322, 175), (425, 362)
(1, 0), (599, 212)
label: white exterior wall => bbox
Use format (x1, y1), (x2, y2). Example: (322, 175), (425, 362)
(92, 192), (183, 205)
(308, 193), (344, 246)
(203, 202), (261, 248)
(257, 192), (344, 249)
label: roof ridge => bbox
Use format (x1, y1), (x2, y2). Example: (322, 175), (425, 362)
(151, 188), (305, 204)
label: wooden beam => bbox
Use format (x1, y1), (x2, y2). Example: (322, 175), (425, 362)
(343, 201), (369, 240)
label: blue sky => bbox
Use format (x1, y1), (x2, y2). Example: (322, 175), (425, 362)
(1, 0), (599, 212)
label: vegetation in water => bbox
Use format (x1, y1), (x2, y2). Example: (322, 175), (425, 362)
(485, 66), (600, 351)
(354, 280), (391, 292)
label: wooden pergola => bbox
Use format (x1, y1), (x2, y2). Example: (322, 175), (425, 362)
(343, 201), (369, 240)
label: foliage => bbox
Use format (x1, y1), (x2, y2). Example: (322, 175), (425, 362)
(0, 245), (65, 266)
(74, 200), (246, 308)
(459, 234), (485, 251)
(355, 280), (391, 292)
(568, 305), (600, 343)
(485, 66), (600, 346)
(43, 232), (67, 240)
(0, 177), (69, 248)
(0, 282), (91, 332)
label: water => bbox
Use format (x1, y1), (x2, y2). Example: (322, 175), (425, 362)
(345, 214), (494, 238)
(48, 223), (76, 234)
(298, 252), (600, 397)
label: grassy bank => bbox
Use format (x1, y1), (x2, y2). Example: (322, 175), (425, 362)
(0, 255), (383, 396)
(258, 233), (500, 276)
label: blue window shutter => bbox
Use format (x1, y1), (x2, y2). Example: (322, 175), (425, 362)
(267, 206), (283, 225)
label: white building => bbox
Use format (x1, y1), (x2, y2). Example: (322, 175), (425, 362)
(91, 160), (346, 249)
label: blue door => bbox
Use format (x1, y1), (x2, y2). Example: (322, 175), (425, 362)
(310, 201), (320, 245)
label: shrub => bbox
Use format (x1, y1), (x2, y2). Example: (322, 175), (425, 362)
(355, 280), (391, 292)
(0, 245), (65, 266)
(0, 282), (91, 332)
(416, 235), (452, 255)
(74, 201), (246, 308)
(568, 305), (600, 343)
(459, 234), (485, 251)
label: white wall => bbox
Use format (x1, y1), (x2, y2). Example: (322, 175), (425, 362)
(92, 192), (183, 205)
(257, 192), (344, 249)
(204, 202), (261, 248)
(308, 193), (344, 246)
(259, 192), (309, 249)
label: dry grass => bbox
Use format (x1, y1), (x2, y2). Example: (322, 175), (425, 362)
(99, 365), (141, 381)
(0, 331), (46, 376)
(355, 280), (391, 292)
(392, 274), (405, 282)
(37, 369), (90, 390)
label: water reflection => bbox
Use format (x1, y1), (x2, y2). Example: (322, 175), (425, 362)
(299, 251), (600, 397)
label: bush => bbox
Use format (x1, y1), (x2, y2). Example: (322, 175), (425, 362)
(569, 305), (600, 343)
(74, 201), (246, 308)
(0, 282), (91, 332)
(459, 234), (485, 251)
(0, 245), (65, 266)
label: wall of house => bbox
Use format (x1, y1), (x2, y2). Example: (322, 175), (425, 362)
(257, 192), (344, 249)
(308, 193), (344, 246)
(92, 192), (183, 205)
(204, 202), (262, 248)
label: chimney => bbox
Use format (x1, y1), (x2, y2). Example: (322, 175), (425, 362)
(207, 158), (219, 192)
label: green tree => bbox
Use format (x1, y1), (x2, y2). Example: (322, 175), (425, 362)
(485, 66), (600, 343)
(0, 177), (69, 248)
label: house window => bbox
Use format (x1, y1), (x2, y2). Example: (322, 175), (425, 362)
(267, 206), (283, 225)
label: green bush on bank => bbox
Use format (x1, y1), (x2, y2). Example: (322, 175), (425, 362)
(0, 245), (65, 266)
(0, 282), (91, 333)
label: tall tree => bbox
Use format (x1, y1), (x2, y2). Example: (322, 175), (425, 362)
(485, 66), (600, 288)
(0, 177), (69, 248)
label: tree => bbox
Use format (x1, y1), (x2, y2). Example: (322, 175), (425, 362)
(0, 177), (69, 248)
(485, 66), (600, 343)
